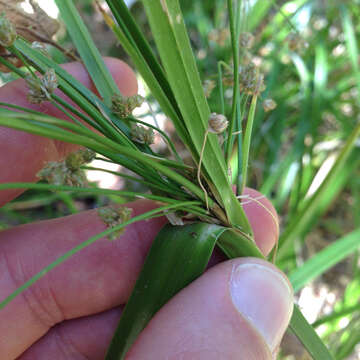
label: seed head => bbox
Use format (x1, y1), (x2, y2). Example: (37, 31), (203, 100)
(112, 94), (144, 118)
(131, 124), (155, 145)
(239, 63), (265, 96)
(239, 32), (254, 49)
(208, 113), (228, 134)
(26, 69), (58, 104)
(263, 98), (277, 112)
(37, 161), (86, 187)
(98, 206), (133, 240)
(65, 149), (96, 171)
(203, 79), (216, 98)
(37, 149), (95, 187)
(0, 13), (17, 47)
(286, 33), (308, 52)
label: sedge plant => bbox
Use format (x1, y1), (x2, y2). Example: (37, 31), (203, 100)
(1, 0), (359, 359)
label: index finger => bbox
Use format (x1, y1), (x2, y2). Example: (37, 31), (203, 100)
(0, 58), (137, 206)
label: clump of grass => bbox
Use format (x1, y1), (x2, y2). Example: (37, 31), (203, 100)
(1, 1), (359, 359)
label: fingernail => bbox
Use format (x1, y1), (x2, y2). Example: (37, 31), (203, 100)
(230, 262), (293, 352)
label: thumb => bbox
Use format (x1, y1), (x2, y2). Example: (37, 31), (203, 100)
(127, 258), (293, 360)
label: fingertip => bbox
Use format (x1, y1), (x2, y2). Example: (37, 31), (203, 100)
(59, 57), (138, 97)
(103, 57), (138, 96)
(128, 258), (292, 359)
(242, 187), (279, 256)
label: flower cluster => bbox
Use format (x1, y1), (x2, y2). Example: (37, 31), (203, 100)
(97, 206), (133, 240)
(238, 63), (265, 96)
(37, 149), (95, 187)
(26, 69), (58, 104)
(112, 94), (144, 118)
(131, 124), (155, 145)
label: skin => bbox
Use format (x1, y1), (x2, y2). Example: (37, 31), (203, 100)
(0, 59), (291, 359)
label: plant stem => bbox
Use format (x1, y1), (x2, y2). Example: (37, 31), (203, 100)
(241, 95), (257, 193)
(225, 0), (241, 165)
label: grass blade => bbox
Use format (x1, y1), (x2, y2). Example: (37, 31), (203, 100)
(142, 0), (251, 231)
(278, 121), (360, 261)
(54, 0), (120, 105)
(105, 223), (226, 359)
(289, 228), (360, 293)
(290, 305), (334, 360)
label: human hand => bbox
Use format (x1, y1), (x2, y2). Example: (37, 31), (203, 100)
(0, 59), (293, 359)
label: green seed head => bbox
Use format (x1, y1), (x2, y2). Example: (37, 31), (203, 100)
(37, 149), (94, 187)
(131, 124), (155, 145)
(0, 13), (17, 48)
(239, 32), (254, 49)
(98, 206), (133, 240)
(112, 94), (144, 118)
(65, 149), (96, 171)
(26, 69), (58, 104)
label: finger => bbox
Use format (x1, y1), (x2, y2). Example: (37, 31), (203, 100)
(0, 58), (137, 206)
(17, 263), (290, 360)
(19, 308), (122, 360)
(128, 258), (293, 360)
(17, 261), (292, 360)
(242, 187), (279, 256)
(0, 192), (278, 359)
(0, 200), (166, 360)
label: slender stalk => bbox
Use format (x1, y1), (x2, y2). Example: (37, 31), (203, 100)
(52, 94), (102, 132)
(49, 100), (87, 129)
(217, 62), (225, 115)
(0, 114), (211, 207)
(83, 166), (188, 198)
(313, 303), (360, 328)
(225, 0), (241, 165)
(0, 183), (206, 214)
(236, 99), (243, 194)
(241, 95), (257, 193)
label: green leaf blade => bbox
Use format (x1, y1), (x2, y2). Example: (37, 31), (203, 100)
(290, 305), (334, 360)
(105, 223), (226, 360)
(142, 0), (251, 231)
(289, 228), (360, 293)
(54, 0), (120, 105)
